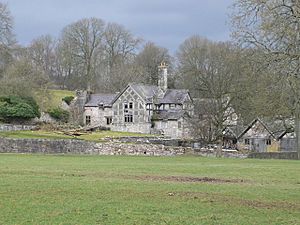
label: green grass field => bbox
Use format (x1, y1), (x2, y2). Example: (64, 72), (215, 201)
(47, 89), (75, 109)
(0, 155), (299, 225)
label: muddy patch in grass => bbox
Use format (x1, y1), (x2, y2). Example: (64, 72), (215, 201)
(131, 175), (245, 184)
(177, 192), (300, 211)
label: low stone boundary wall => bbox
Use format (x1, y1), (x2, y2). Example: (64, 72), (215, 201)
(107, 136), (202, 148)
(0, 137), (251, 158)
(108, 136), (180, 146)
(0, 124), (37, 131)
(0, 138), (185, 156)
(248, 152), (298, 160)
(191, 149), (248, 159)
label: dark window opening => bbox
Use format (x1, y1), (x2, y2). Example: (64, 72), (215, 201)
(169, 104), (175, 109)
(244, 139), (250, 145)
(124, 114), (133, 123)
(129, 102), (133, 109)
(106, 117), (112, 125)
(86, 116), (91, 125)
(98, 102), (104, 109)
(266, 139), (272, 145)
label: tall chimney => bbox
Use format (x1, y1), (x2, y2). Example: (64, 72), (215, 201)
(158, 62), (168, 92)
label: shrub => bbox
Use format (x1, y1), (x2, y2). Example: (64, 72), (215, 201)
(48, 107), (70, 123)
(0, 96), (40, 122)
(62, 96), (74, 105)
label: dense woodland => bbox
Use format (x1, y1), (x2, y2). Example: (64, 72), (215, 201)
(0, 1), (299, 144)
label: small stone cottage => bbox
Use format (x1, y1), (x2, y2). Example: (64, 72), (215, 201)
(234, 118), (294, 152)
(78, 63), (193, 139)
(237, 118), (279, 152)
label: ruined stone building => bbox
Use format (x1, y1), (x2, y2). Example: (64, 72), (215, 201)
(75, 63), (194, 139)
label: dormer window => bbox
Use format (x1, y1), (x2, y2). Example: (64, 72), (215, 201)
(98, 102), (104, 109)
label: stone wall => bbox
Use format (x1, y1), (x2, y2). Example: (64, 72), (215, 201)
(6, 137), (298, 159)
(0, 137), (185, 156)
(108, 136), (180, 146)
(0, 124), (37, 131)
(0, 137), (250, 158)
(248, 152), (298, 160)
(109, 136), (201, 148)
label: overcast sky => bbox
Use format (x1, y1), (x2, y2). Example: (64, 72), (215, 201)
(5, 0), (234, 53)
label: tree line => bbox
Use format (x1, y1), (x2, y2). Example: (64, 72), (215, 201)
(0, 2), (298, 149)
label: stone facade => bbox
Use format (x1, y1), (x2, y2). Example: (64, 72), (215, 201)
(78, 64), (194, 139)
(84, 106), (113, 128)
(111, 85), (151, 133)
(154, 118), (190, 138)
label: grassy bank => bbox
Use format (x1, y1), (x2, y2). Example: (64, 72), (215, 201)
(0, 155), (299, 224)
(0, 130), (155, 142)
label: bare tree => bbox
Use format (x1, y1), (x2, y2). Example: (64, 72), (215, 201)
(104, 23), (141, 70)
(0, 59), (50, 109)
(0, 2), (15, 76)
(27, 35), (57, 81)
(232, 0), (300, 158)
(135, 42), (172, 85)
(60, 18), (105, 90)
(0, 2), (14, 46)
(177, 36), (239, 146)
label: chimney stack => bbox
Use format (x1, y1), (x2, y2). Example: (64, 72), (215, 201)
(158, 62), (168, 92)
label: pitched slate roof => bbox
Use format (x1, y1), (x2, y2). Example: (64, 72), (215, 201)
(223, 126), (238, 139)
(153, 110), (188, 121)
(85, 93), (117, 107)
(129, 83), (160, 103)
(128, 83), (190, 104)
(237, 118), (275, 140)
(263, 118), (294, 140)
(159, 89), (190, 104)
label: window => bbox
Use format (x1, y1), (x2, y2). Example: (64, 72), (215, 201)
(266, 139), (272, 145)
(124, 102), (134, 123)
(124, 102), (133, 109)
(244, 139), (250, 145)
(124, 114), (133, 123)
(106, 117), (112, 125)
(98, 102), (104, 109)
(86, 116), (91, 125)
(178, 121), (182, 129)
(161, 122), (167, 129)
(169, 104), (175, 109)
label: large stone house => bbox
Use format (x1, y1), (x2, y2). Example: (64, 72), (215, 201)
(80, 63), (193, 139)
